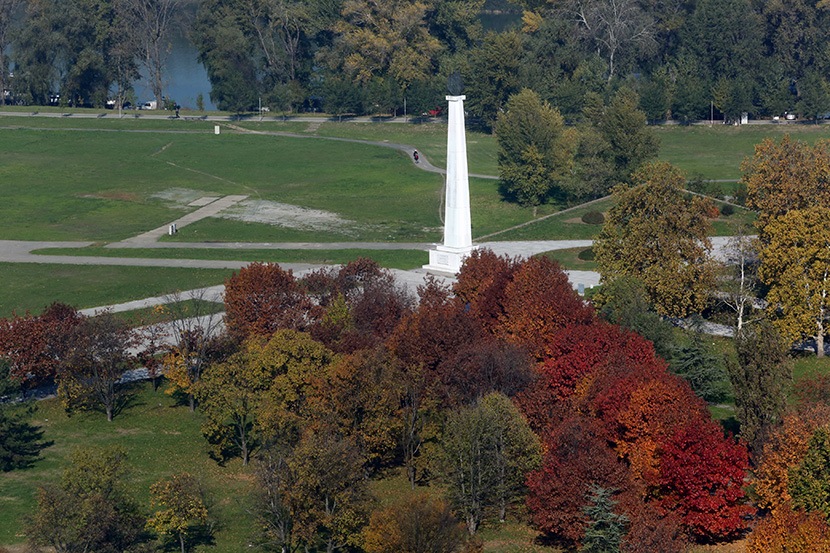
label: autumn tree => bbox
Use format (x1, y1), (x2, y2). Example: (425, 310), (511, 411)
(288, 429), (372, 553)
(499, 255), (593, 360)
(161, 288), (228, 411)
(0, 302), (83, 392)
(453, 248), (518, 332)
(307, 347), (404, 471)
(25, 445), (148, 553)
(196, 330), (334, 465)
(759, 206), (830, 357)
(318, 0), (441, 95)
(363, 494), (466, 553)
(658, 421), (752, 540)
(59, 313), (137, 422)
(224, 262), (319, 340)
(435, 392), (541, 534)
(742, 135), (830, 235)
(747, 502), (830, 553)
(727, 320), (791, 457)
(526, 415), (631, 545)
(147, 473), (210, 553)
(496, 88), (575, 215)
(594, 161), (715, 317)
(753, 404), (830, 511)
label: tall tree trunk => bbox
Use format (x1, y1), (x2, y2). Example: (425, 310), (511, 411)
(179, 531), (186, 553)
(189, 393), (196, 412)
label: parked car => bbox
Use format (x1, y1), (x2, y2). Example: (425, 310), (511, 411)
(785, 112), (796, 120)
(139, 99), (158, 110)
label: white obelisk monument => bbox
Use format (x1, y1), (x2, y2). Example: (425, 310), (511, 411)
(424, 74), (474, 274)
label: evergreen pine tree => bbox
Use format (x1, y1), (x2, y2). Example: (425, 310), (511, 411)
(580, 486), (629, 553)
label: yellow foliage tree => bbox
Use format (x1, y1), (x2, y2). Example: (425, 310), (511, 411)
(147, 473), (209, 553)
(594, 161), (715, 317)
(759, 206), (830, 357)
(742, 135), (830, 236)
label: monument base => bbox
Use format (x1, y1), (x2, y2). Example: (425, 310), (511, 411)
(423, 245), (475, 275)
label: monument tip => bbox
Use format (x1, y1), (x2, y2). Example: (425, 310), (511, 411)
(448, 72), (464, 96)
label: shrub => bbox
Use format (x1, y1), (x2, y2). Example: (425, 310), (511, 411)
(578, 247), (595, 261)
(720, 204), (735, 217)
(582, 211), (605, 225)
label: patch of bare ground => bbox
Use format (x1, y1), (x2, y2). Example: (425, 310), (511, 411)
(77, 191), (141, 202)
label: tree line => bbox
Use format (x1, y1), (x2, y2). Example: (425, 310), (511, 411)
(2, 242), (821, 551)
(2, 0), (830, 121)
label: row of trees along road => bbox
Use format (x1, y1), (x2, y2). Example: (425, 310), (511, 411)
(2, 253), (761, 551)
(3, 0), (830, 122)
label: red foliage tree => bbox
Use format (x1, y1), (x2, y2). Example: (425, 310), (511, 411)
(526, 415), (631, 545)
(224, 262), (319, 340)
(658, 421), (752, 541)
(435, 338), (534, 407)
(498, 255), (594, 360)
(0, 302), (83, 391)
(453, 249), (518, 331)
(387, 277), (480, 375)
(622, 502), (687, 553)
(541, 322), (659, 399)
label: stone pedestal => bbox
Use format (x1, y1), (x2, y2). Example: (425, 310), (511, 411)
(423, 95), (474, 274)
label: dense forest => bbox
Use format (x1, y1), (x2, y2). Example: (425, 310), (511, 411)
(2, 0), (830, 122)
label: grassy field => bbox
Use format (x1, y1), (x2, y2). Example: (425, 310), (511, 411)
(655, 123), (830, 180)
(0, 263), (236, 318)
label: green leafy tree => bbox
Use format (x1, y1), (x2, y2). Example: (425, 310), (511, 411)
(465, 30), (523, 128)
(726, 320), (791, 458)
(594, 276), (676, 360)
(25, 445), (148, 553)
(790, 427), (830, 521)
(147, 473), (210, 553)
(594, 161), (715, 317)
(496, 88), (575, 215)
(435, 392), (541, 534)
(0, 0), (23, 106)
(580, 486), (629, 553)
(14, 0), (136, 106)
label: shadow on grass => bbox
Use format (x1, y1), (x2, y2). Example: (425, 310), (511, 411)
(0, 405), (54, 471)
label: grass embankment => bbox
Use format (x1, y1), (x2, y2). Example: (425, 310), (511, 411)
(0, 263), (235, 318)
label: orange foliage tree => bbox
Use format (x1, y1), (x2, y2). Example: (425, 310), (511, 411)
(498, 255), (593, 360)
(754, 404), (830, 511)
(747, 502), (830, 553)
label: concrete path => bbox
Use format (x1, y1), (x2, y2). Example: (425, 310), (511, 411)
(118, 195), (249, 244)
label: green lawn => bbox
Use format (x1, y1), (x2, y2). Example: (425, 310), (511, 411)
(656, 124), (830, 180)
(0, 124), (536, 243)
(0, 263), (235, 318)
(0, 382), (252, 550)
